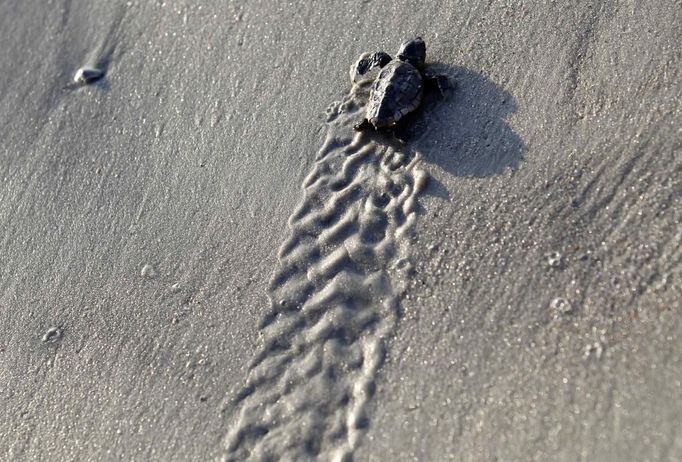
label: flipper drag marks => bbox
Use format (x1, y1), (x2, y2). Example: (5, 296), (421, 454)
(223, 80), (428, 462)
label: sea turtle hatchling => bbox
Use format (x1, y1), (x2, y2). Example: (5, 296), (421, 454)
(353, 37), (452, 139)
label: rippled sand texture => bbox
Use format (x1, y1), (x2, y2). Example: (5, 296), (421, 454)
(223, 83), (428, 461)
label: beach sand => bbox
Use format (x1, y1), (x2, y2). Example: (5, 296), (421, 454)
(1, 1), (680, 460)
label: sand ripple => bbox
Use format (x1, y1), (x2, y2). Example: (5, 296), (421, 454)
(223, 82), (428, 461)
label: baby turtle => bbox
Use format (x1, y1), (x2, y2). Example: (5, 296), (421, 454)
(353, 37), (452, 138)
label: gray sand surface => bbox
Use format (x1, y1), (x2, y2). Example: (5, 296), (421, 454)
(1, 1), (680, 461)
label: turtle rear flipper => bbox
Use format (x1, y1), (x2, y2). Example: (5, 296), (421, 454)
(391, 123), (411, 144)
(354, 119), (374, 131)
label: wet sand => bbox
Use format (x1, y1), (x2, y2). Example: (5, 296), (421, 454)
(0, 1), (680, 460)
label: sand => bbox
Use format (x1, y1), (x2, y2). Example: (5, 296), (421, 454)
(0, 1), (680, 461)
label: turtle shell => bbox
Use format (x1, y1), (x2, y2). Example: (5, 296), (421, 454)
(366, 60), (423, 129)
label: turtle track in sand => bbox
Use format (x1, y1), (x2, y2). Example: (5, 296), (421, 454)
(223, 81), (429, 461)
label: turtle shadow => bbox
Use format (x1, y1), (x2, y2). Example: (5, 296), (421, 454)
(398, 64), (526, 194)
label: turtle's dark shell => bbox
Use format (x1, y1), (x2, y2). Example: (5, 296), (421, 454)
(365, 60), (423, 129)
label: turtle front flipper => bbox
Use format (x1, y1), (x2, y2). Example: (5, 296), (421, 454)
(350, 51), (393, 84)
(424, 72), (455, 99)
(373, 51), (392, 68)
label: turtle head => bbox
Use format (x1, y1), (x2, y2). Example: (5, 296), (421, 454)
(397, 37), (426, 68)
